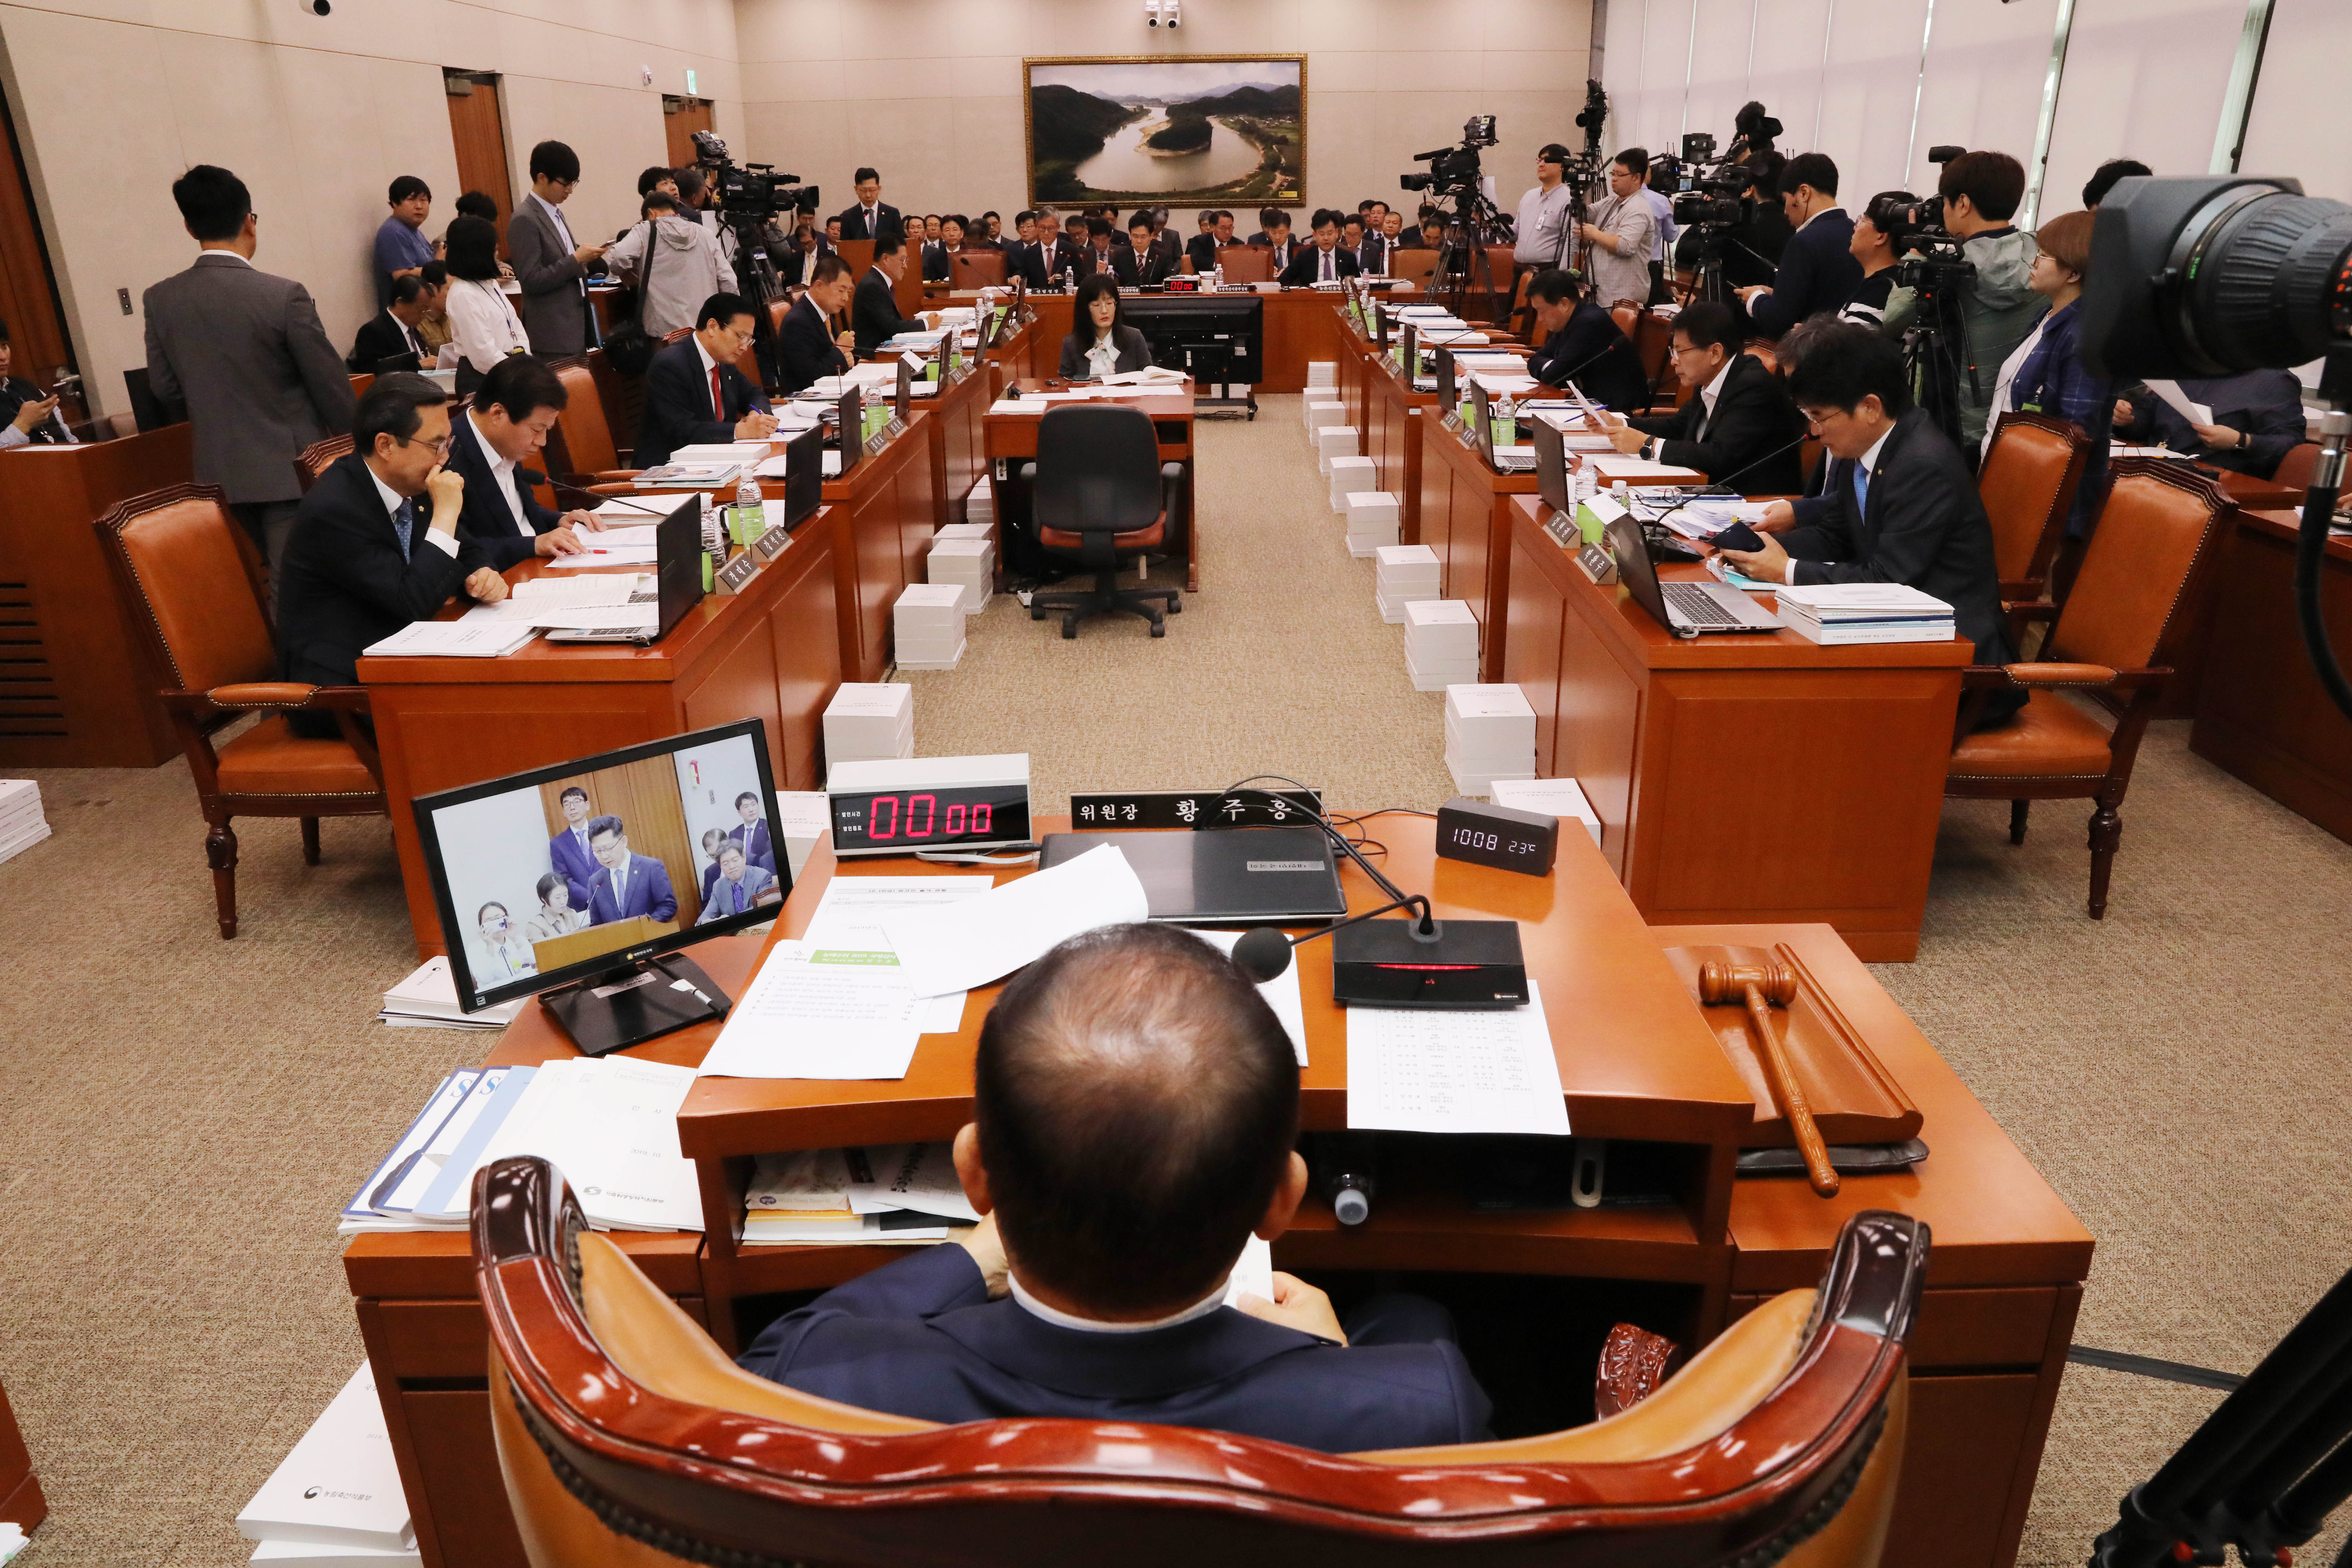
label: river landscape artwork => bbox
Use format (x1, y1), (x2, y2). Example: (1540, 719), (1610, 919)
(1024, 57), (1305, 207)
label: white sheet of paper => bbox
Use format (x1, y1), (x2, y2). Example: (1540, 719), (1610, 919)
(585, 523), (661, 547)
(1187, 929), (1309, 1066)
(1346, 980), (1569, 1135)
(802, 874), (994, 1032)
(1588, 453), (1691, 478)
(543, 543), (658, 568)
(695, 940), (926, 1080)
(2145, 378), (2216, 427)
(848, 1142), (981, 1220)
(588, 497), (673, 522)
(879, 844), (1149, 999)
(361, 620), (536, 658)
(524, 604), (659, 632)
(1222, 1235), (1275, 1307)
(510, 574), (644, 606)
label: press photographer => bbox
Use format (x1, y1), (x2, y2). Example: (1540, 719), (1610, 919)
(1576, 149), (1657, 309)
(1398, 114), (1512, 313)
(1883, 149), (2044, 452)
(1667, 102), (1792, 294)
(1735, 153), (1860, 338)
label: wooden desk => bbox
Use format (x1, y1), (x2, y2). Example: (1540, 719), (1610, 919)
(0, 425), (192, 767)
(360, 508), (848, 956)
(1418, 410), (1541, 680)
(996, 286), (1355, 393)
(984, 382), (1200, 592)
(919, 355), (993, 529)
(1502, 497), (1970, 960)
(1347, 328), (1437, 546)
(2190, 507), (2352, 843)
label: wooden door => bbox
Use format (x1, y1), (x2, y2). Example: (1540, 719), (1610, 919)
(0, 89), (79, 424)
(665, 98), (714, 172)
(445, 72), (515, 259)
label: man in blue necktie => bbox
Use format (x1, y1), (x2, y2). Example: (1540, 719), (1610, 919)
(696, 840), (776, 924)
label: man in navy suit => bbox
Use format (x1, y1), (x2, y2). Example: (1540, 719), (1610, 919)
(634, 292), (778, 467)
(738, 924), (1492, 1452)
(835, 168), (903, 244)
(726, 791), (777, 873)
(583, 814), (679, 925)
(696, 840), (778, 924)
(1278, 210), (1363, 286)
(1737, 153), (1862, 340)
(780, 257), (855, 394)
(446, 355), (605, 568)
(549, 785), (601, 909)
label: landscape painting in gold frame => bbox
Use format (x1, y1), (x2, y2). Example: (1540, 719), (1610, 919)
(1024, 55), (1305, 209)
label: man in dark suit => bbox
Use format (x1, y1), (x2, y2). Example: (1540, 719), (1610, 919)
(726, 791), (777, 872)
(583, 814), (680, 925)
(1184, 210), (1231, 275)
(506, 140), (610, 359)
(1595, 301), (1804, 494)
(1032, 211), (1084, 287)
(274, 376), (507, 735)
(835, 167), (903, 243)
(1355, 212), (1391, 275)
(446, 355), (605, 568)
(1278, 209), (1363, 286)
(1737, 153), (1863, 340)
(853, 234), (939, 357)
(0, 315), (75, 448)
(780, 255), (855, 393)
(1523, 270), (1650, 411)
(738, 923), (1492, 1451)
(1119, 215), (1176, 284)
(777, 220), (835, 288)
(696, 840), (777, 924)
(348, 273), (436, 372)
(1255, 210), (1301, 275)
(144, 164), (357, 591)
(636, 292), (779, 467)
(1071, 217), (1123, 282)
(1721, 326), (2021, 721)
(550, 786), (601, 909)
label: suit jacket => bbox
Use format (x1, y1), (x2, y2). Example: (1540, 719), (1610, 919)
(919, 239), (952, 282)
(507, 196), (599, 358)
(1356, 234), (1389, 274)
(1184, 234), (1222, 274)
(727, 818), (777, 873)
(446, 409), (562, 569)
(1781, 407), (2021, 707)
(1058, 324), (1153, 380)
(853, 269), (923, 358)
(142, 253), (356, 505)
(778, 239), (836, 288)
(1114, 244), (1176, 286)
(587, 852), (679, 925)
(2120, 369), (2306, 480)
(1746, 210), (1864, 339)
(550, 824), (600, 911)
(1625, 352), (1806, 495)
(274, 452), (487, 689)
(837, 203), (904, 244)
(1076, 245), (1125, 281)
(1251, 235), (1300, 274)
(1279, 245), (1357, 286)
(737, 1242), (1491, 1454)
(637, 336), (770, 468)
(778, 294), (849, 394)
(1152, 231), (1185, 271)
(1528, 300), (1651, 411)
(349, 309), (426, 373)
(697, 864), (778, 924)
(1042, 237), (1085, 285)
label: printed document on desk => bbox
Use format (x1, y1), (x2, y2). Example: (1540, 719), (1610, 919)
(1588, 453), (1693, 480)
(803, 872), (993, 1032)
(1346, 980), (1569, 1136)
(879, 842), (1150, 999)
(362, 620), (537, 658)
(544, 543), (659, 568)
(696, 940), (926, 1080)
(474, 1056), (702, 1231)
(1190, 929), (1308, 1065)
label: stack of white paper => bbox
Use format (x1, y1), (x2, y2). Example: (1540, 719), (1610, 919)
(1774, 583), (1956, 646)
(669, 442), (774, 464)
(879, 843), (1149, 999)
(742, 1143), (977, 1244)
(377, 956), (524, 1030)
(1375, 544), (1442, 623)
(1345, 491), (1400, 557)
(770, 790), (832, 879)
(1404, 600), (1480, 690)
(237, 1364), (415, 1560)
(926, 536), (995, 614)
(361, 620), (537, 659)
(822, 683), (914, 766)
(1305, 399), (1344, 444)
(1316, 423), (1358, 475)
(964, 475), (994, 528)
(1328, 454), (1375, 513)
(1347, 981), (1569, 1136)
(894, 582), (968, 669)
(1490, 777), (1603, 848)
(934, 521), (992, 543)
(1443, 684), (1537, 795)
(1306, 361), (1335, 394)
(417, 1057), (705, 1231)
(0, 779), (49, 866)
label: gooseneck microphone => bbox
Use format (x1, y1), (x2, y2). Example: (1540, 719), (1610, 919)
(1208, 785), (1437, 984)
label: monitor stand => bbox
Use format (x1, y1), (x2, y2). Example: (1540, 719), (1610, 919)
(537, 952), (732, 1057)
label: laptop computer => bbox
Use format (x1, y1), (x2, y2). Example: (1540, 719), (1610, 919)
(543, 496), (707, 644)
(1604, 514), (1780, 637)
(834, 384), (862, 478)
(1471, 382), (1536, 473)
(782, 425), (823, 530)
(1038, 828), (1348, 925)
(1435, 346), (1456, 412)
(1534, 417), (1571, 520)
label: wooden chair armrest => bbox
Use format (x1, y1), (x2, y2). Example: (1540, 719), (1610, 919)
(204, 682), (318, 708)
(1964, 663), (2169, 691)
(1997, 578), (2046, 601)
(2004, 601), (2061, 625)
(187, 683), (376, 715)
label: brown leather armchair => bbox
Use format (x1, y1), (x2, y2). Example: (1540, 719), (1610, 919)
(541, 355), (641, 496)
(93, 483), (386, 938)
(476, 1153), (1924, 1568)
(293, 433), (352, 495)
(1214, 244), (1274, 284)
(1977, 412), (2088, 609)
(1389, 249), (1441, 290)
(1947, 458), (2232, 917)
(952, 251), (1007, 289)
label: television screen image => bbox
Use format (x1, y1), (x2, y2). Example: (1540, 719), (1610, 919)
(415, 722), (785, 1011)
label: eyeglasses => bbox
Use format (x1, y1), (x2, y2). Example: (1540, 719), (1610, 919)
(397, 432), (455, 455)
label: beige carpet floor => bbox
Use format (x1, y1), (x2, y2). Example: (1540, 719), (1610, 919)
(2, 394), (2348, 1566)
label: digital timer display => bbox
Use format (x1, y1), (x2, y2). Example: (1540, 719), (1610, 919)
(831, 783), (1031, 855)
(1433, 797), (1558, 877)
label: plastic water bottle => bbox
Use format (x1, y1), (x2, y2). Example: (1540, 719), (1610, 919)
(1494, 388), (1518, 447)
(1212, 260), (1224, 291)
(733, 468), (763, 546)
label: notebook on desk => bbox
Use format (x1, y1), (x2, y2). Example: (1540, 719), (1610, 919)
(1038, 828), (1347, 925)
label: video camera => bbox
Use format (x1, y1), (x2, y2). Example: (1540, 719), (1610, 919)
(1400, 114), (1499, 198)
(689, 130), (819, 222)
(1888, 145), (1974, 294)
(1646, 133), (1759, 229)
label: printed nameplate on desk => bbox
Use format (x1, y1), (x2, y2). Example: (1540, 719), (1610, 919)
(1544, 509), (1580, 548)
(1441, 411), (1467, 438)
(863, 429), (894, 457)
(751, 526), (793, 562)
(716, 551), (761, 592)
(1069, 788), (1324, 831)
(883, 415), (909, 441)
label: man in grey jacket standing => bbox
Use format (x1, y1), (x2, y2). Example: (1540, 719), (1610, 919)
(143, 164), (356, 597)
(1883, 150), (2044, 454)
(507, 140), (610, 358)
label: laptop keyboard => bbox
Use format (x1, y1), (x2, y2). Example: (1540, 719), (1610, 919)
(1662, 582), (1742, 627)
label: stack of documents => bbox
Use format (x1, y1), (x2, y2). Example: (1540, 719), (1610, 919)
(485, 572), (657, 635)
(669, 442), (773, 465)
(1774, 583), (1956, 645)
(926, 536), (995, 614)
(1490, 777), (1604, 848)
(1659, 497), (1770, 544)
(1102, 365), (1187, 386)
(237, 1363), (416, 1565)
(1376, 544), (1442, 623)
(1328, 454), (1375, 512)
(1305, 398), (1344, 445)
(743, 1143), (978, 1244)
(377, 956), (525, 1030)
(934, 520), (993, 544)
(1348, 981), (1569, 1136)
(1443, 684), (1537, 796)
(964, 475), (994, 528)
(1315, 423), (1358, 475)
(340, 1056), (704, 1235)
(634, 460), (743, 489)
(0, 779), (49, 866)
(823, 683), (914, 766)
(1586, 452), (1694, 482)
(1306, 361), (1335, 394)
(360, 619), (537, 659)
(1345, 491), (1400, 556)
(893, 582), (968, 670)
(1404, 600), (1480, 691)
(770, 790), (832, 880)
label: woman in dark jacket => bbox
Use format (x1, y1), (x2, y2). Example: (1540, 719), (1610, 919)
(1057, 273), (1151, 380)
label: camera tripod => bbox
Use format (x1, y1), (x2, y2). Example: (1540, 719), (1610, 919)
(716, 210), (788, 393)
(1430, 189), (1512, 324)
(1898, 274), (1977, 451)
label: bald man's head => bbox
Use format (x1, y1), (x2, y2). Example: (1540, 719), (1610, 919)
(974, 923), (1298, 1314)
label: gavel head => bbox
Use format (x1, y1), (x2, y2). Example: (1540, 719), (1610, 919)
(1697, 960), (1799, 1007)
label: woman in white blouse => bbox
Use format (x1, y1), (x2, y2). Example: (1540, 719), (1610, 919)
(442, 214), (530, 393)
(1056, 273), (1150, 381)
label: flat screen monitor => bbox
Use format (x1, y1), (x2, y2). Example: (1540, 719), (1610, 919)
(1121, 294), (1264, 387)
(1436, 347), (1456, 413)
(834, 385), (862, 477)
(895, 354), (913, 422)
(649, 496), (707, 640)
(414, 719), (786, 1014)
(1534, 416), (1570, 515)
(1469, 379), (1495, 465)
(783, 425), (823, 529)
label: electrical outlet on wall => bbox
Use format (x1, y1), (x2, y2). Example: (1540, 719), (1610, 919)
(117, 288), (132, 316)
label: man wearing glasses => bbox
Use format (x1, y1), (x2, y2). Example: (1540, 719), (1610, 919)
(274, 376), (507, 737)
(635, 293), (779, 468)
(509, 140), (611, 357)
(1590, 301), (1806, 496)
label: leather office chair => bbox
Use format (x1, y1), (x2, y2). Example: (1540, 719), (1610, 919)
(1215, 245), (1273, 284)
(1628, 310), (1679, 408)
(1024, 405), (1183, 639)
(1947, 458), (2232, 918)
(1977, 412), (2088, 609)
(93, 484), (386, 938)
(953, 251), (1006, 288)
(540, 355), (641, 496)
(293, 434), (352, 495)
(1390, 250), (1441, 290)
(476, 1154), (1923, 1568)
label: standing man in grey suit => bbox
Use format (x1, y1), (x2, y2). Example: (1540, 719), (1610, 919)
(144, 164), (355, 597)
(507, 140), (610, 359)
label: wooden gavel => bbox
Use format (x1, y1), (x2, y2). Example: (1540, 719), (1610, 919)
(1698, 960), (1840, 1197)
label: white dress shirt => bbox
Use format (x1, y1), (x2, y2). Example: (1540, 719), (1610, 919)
(446, 278), (530, 372)
(1645, 356), (1735, 458)
(366, 461), (458, 557)
(1008, 1273), (1229, 1334)
(467, 408), (528, 534)
(531, 191), (577, 253)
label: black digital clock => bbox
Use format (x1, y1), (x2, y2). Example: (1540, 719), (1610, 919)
(827, 756), (1034, 857)
(1433, 797), (1558, 877)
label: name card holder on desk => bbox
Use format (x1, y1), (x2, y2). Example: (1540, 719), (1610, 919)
(750, 525), (793, 563)
(715, 550), (761, 595)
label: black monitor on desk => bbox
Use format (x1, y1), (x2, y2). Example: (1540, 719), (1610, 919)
(783, 425), (823, 529)
(833, 385), (861, 477)
(1535, 417), (1570, 515)
(1122, 293), (1264, 389)
(1436, 347), (1456, 415)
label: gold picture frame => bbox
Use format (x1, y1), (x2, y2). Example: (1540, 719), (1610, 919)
(1023, 55), (1306, 210)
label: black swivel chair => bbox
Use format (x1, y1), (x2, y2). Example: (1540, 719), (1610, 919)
(1023, 404), (1185, 639)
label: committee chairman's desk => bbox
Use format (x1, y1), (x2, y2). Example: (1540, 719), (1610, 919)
(346, 814), (2088, 1568)
(998, 284), (1356, 394)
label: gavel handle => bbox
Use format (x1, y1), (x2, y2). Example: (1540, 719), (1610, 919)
(1742, 981), (1840, 1197)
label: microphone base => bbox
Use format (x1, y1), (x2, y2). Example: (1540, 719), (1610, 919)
(1331, 919), (1529, 1010)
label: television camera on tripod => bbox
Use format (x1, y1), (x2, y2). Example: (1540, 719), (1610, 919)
(690, 130), (821, 390)
(1400, 114), (1514, 321)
